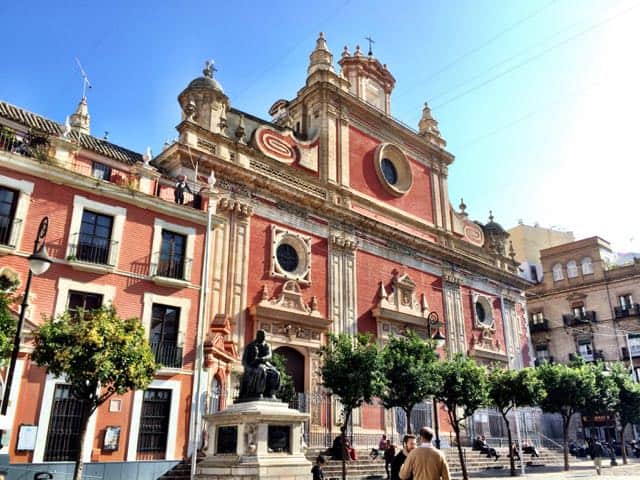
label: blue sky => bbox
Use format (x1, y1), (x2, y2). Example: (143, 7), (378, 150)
(2, 0), (638, 251)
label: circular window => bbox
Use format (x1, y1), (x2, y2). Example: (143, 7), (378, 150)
(373, 143), (413, 197)
(474, 296), (495, 328)
(276, 243), (299, 272)
(381, 158), (398, 185)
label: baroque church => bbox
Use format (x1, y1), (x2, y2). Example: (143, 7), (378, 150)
(0, 33), (530, 471)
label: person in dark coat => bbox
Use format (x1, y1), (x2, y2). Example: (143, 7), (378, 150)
(391, 434), (416, 480)
(384, 440), (396, 479)
(174, 175), (193, 204)
(311, 455), (326, 480)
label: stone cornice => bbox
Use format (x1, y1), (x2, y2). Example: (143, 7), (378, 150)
(291, 80), (455, 166)
(159, 130), (528, 291)
(0, 151), (225, 228)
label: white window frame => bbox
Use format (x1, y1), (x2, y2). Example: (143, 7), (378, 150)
(531, 312), (545, 324)
(620, 294), (633, 309)
(566, 260), (578, 278)
(32, 374), (98, 463)
(0, 173), (34, 252)
(54, 278), (116, 317)
(578, 341), (594, 361)
(552, 263), (564, 281)
(150, 219), (196, 282)
(142, 293), (190, 372)
(66, 195), (126, 267)
(629, 334), (640, 357)
(127, 379), (181, 461)
(581, 257), (593, 275)
(536, 345), (550, 360)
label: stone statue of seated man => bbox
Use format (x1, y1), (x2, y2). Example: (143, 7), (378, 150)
(238, 329), (281, 401)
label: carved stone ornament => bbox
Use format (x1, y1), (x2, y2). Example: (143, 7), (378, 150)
(472, 293), (496, 330)
(270, 225), (312, 284)
(372, 272), (431, 330)
(250, 281), (330, 334)
(253, 125), (319, 172)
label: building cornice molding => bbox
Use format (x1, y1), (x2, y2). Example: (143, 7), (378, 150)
(0, 151), (225, 228)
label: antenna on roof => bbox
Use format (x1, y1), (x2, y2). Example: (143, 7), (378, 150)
(75, 58), (92, 99)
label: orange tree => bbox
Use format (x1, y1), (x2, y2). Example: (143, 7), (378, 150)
(32, 306), (157, 480)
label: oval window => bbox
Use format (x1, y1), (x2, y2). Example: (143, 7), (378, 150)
(475, 301), (486, 323)
(381, 158), (398, 185)
(276, 243), (299, 272)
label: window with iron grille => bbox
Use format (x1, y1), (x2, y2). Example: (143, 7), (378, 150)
(77, 210), (114, 264)
(150, 304), (181, 368)
(68, 290), (103, 316)
(43, 384), (88, 461)
(91, 162), (112, 181)
(137, 389), (172, 456)
(0, 186), (18, 246)
(158, 230), (186, 279)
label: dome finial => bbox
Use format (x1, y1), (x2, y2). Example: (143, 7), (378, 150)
(203, 60), (216, 79)
(459, 198), (467, 217)
(489, 210), (494, 222)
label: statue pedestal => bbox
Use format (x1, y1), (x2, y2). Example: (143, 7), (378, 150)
(197, 400), (311, 480)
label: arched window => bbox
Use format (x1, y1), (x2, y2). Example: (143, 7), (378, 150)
(567, 260), (578, 278)
(552, 263), (564, 281)
(209, 376), (221, 414)
(581, 257), (593, 275)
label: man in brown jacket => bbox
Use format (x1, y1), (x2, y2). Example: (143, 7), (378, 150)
(399, 427), (450, 480)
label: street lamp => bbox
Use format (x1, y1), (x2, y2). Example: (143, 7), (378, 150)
(1, 217), (51, 416)
(426, 311), (445, 449)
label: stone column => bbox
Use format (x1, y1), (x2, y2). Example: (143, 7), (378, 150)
(328, 229), (358, 336)
(442, 271), (466, 355)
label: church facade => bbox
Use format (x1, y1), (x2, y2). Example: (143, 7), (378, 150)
(0, 33), (531, 470)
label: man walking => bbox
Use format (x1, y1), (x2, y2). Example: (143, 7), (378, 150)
(391, 434), (416, 480)
(590, 438), (604, 475)
(399, 427), (450, 480)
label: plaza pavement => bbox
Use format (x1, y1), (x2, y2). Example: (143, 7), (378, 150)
(464, 457), (640, 479)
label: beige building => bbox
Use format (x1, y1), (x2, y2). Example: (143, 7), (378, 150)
(508, 222), (574, 283)
(528, 237), (640, 380)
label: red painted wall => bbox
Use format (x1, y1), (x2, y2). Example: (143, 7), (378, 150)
(348, 126), (434, 224)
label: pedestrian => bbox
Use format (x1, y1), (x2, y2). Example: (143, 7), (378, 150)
(383, 440), (396, 479)
(174, 175), (193, 204)
(371, 433), (388, 459)
(399, 426), (450, 480)
(590, 438), (604, 475)
(391, 434), (416, 480)
(311, 455), (326, 480)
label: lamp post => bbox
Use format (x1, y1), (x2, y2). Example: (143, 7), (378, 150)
(426, 311), (445, 449)
(1, 217), (51, 416)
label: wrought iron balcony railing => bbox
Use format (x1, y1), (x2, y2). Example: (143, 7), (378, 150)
(614, 304), (640, 319)
(563, 310), (597, 327)
(150, 341), (183, 369)
(529, 319), (550, 333)
(0, 217), (22, 248)
(151, 253), (192, 281)
(68, 236), (118, 266)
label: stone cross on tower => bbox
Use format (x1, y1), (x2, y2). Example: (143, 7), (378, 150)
(365, 35), (375, 56)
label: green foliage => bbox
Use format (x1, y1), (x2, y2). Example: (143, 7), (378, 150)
(433, 354), (488, 421)
(536, 361), (597, 422)
(487, 367), (545, 413)
(32, 305), (157, 412)
(607, 362), (640, 428)
(379, 331), (438, 431)
(580, 362), (620, 418)
(318, 333), (384, 431)
(271, 353), (296, 405)
(0, 291), (16, 362)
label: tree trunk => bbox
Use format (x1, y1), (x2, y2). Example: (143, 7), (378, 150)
(621, 422), (628, 465)
(450, 411), (468, 480)
(502, 413), (515, 476)
(73, 402), (92, 480)
(562, 417), (570, 471)
(405, 407), (412, 434)
(341, 409), (352, 480)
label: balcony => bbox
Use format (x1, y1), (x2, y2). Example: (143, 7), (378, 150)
(67, 237), (118, 273)
(614, 304), (640, 319)
(529, 319), (550, 333)
(569, 350), (604, 363)
(0, 217), (22, 252)
(563, 310), (597, 327)
(151, 341), (183, 369)
(151, 253), (192, 288)
(534, 356), (554, 367)
(621, 346), (640, 360)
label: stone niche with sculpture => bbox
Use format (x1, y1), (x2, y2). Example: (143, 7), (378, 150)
(197, 330), (311, 480)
